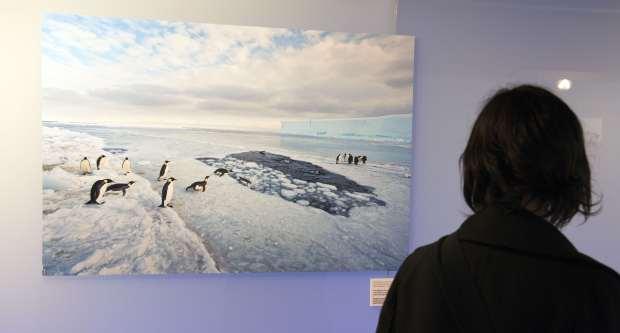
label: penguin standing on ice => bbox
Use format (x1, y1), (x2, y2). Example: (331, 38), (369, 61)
(347, 154), (353, 164)
(336, 153), (341, 164)
(85, 179), (113, 205)
(121, 157), (131, 175)
(186, 176), (209, 192)
(106, 181), (135, 197)
(80, 157), (92, 175)
(96, 155), (107, 170)
(158, 160), (170, 181)
(159, 177), (177, 208)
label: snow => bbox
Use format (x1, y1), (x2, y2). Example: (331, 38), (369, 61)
(163, 156), (409, 273)
(281, 182), (298, 190)
(316, 182), (338, 191)
(42, 123), (411, 274)
(280, 114), (412, 143)
(42, 126), (218, 275)
(167, 157), (409, 272)
(280, 189), (298, 199)
(42, 126), (105, 166)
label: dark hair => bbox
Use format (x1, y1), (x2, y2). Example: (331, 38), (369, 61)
(461, 84), (598, 227)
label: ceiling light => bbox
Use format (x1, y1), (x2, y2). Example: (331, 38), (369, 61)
(557, 79), (572, 90)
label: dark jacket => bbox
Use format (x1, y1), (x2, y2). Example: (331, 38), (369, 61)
(377, 205), (620, 332)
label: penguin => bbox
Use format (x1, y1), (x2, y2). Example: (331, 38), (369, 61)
(336, 153), (341, 164)
(186, 176), (209, 192)
(213, 168), (229, 177)
(121, 157), (131, 174)
(96, 155), (107, 170)
(158, 160), (170, 181)
(85, 179), (113, 205)
(354, 156), (360, 165)
(238, 177), (252, 186)
(362, 155), (367, 164)
(347, 154), (353, 164)
(159, 177), (177, 208)
(106, 181), (135, 196)
(80, 157), (92, 175)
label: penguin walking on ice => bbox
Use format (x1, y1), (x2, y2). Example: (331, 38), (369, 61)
(158, 160), (170, 181)
(186, 176), (209, 192)
(85, 179), (114, 205)
(106, 181), (135, 197)
(121, 157), (132, 175)
(238, 177), (252, 187)
(80, 157), (92, 175)
(159, 177), (177, 208)
(96, 155), (107, 170)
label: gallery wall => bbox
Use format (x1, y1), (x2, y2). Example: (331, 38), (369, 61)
(1, 1), (397, 332)
(1, 0), (619, 332)
(398, 0), (620, 269)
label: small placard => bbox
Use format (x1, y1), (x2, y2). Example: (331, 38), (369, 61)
(370, 278), (393, 307)
(582, 117), (603, 143)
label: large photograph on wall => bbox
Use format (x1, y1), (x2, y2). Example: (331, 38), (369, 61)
(41, 13), (414, 275)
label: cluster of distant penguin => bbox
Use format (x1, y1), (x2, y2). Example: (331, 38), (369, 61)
(336, 153), (367, 165)
(79, 155), (232, 209)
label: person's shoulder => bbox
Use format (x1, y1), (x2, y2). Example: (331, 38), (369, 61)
(571, 253), (620, 329)
(396, 236), (445, 278)
(574, 252), (620, 289)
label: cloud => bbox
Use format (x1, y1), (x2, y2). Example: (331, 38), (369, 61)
(89, 86), (187, 107)
(385, 77), (413, 88)
(195, 98), (263, 113)
(41, 14), (414, 130)
(187, 85), (271, 102)
(43, 87), (90, 104)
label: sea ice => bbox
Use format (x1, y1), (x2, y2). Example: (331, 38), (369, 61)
(42, 126), (219, 275)
(42, 124), (410, 274)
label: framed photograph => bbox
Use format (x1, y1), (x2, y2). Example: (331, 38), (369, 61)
(42, 13), (414, 275)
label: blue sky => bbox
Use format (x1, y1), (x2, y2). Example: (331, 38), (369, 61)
(42, 13), (414, 130)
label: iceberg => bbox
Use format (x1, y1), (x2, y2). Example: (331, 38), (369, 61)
(280, 114), (412, 143)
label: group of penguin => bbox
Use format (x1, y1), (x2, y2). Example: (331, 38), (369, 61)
(80, 155), (230, 208)
(336, 153), (367, 165)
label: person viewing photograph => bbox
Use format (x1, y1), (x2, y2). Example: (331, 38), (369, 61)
(377, 85), (620, 333)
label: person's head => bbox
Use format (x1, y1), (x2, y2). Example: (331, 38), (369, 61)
(461, 84), (597, 227)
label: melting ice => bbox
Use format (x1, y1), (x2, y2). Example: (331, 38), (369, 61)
(42, 124), (411, 274)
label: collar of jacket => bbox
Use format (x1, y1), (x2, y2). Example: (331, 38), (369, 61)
(457, 205), (580, 261)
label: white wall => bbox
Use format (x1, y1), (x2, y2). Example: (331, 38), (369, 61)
(397, 0), (620, 269)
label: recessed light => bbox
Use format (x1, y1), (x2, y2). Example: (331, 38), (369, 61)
(557, 79), (572, 90)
